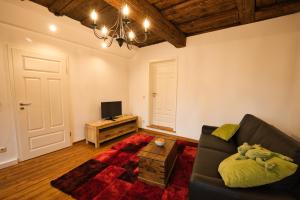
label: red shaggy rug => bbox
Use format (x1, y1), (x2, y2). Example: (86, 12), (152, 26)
(51, 132), (197, 200)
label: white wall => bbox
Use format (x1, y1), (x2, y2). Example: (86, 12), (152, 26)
(288, 36), (300, 141)
(129, 13), (300, 140)
(0, 1), (130, 167)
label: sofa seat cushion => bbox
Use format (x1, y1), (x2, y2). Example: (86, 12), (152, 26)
(193, 146), (230, 178)
(199, 133), (237, 154)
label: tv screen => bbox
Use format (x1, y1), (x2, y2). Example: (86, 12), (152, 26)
(101, 101), (122, 120)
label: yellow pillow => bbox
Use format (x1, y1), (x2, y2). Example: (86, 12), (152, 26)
(218, 153), (298, 188)
(212, 124), (239, 141)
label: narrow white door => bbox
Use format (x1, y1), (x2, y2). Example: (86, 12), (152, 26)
(11, 48), (70, 161)
(150, 59), (177, 131)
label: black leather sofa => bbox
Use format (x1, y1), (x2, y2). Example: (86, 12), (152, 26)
(189, 114), (300, 200)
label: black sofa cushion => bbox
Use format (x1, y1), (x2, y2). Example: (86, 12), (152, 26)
(193, 146), (230, 178)
(199, 132), (236, 154)
(237, 114), (300, 160)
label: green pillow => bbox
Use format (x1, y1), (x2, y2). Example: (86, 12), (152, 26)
(212, 124), (240, 141)
(218, 153), (298, 188)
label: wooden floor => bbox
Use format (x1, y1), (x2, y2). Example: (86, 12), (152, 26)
(0, 131), (197, 200)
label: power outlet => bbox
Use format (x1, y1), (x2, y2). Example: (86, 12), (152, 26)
(0, 147), (7, 153)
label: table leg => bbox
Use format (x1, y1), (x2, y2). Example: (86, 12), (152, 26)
(95, 129), (100, 148)
(85, 126), (89, 144)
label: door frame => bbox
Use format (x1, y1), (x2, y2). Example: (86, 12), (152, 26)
(6, 45), (71, 161)
(148, 57), (178, 132)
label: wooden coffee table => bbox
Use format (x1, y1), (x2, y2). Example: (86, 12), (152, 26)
(137, 137), (178, 188)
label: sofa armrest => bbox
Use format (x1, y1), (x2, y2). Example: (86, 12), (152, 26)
(202, 125), (218, 135)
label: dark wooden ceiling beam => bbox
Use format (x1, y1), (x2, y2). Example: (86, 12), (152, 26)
(103, 0), (186, 48)
(235, 0), (255, 24)
(178, 9), (239, 34)
(162, 0), (236, 24)
(48, 0), (72, 16)
(150, 0), (187, 10)
(256, 0), (277, 8)
(255, 1), (300, 21)
(58, 0), (86, 15)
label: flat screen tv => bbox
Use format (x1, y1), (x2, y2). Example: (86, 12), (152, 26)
(101, 101), (122, 120)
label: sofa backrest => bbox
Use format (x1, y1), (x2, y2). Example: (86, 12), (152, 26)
(237, 114), (300, 162)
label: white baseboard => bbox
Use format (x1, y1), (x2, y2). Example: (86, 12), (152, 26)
(0, 159), (18, 169)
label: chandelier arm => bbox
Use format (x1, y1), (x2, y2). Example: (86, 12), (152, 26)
(124, 34), (135, 50)
(104, 23), (119, 48)
(106, 27), (118, 47)
(111, 22), (119, 39)
(123, 22), (148, 44)
(93, 28), (106, 40)
(120, 14), (125, 38)
(126, 42), (133, 50)
(123, 24), (144, 44)
(108, 12), (120, 35)
(106, 36), (114, 47)
(124, 22), (133, 32)
(103, 17), (119, 48)
(133, 32), (148, 44)
(124, 37), (134, 50)
(124, 33), (130, 44)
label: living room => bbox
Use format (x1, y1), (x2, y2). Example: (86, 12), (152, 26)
(0, 0), (300, 199)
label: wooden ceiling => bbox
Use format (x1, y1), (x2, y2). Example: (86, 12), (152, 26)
(30, 0), (300, 48)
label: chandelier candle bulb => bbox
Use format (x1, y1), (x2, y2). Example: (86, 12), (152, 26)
(90, 9), (98, 24)
(122, 4), (129, 17)
(128, 31), (135, 41)
(101, 41), (108, 48)
(143, 18), (150, 32)
(101, 26), (108, 37)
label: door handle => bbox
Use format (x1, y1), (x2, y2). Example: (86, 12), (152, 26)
(152, 92), (157, 97)
(19, 102), (32, 106)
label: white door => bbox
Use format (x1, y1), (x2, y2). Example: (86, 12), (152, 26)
(150, 59), (177, 131)
(11, 48), (70, 161)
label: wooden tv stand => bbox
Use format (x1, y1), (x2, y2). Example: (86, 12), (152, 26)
(85, 115), (138, 148)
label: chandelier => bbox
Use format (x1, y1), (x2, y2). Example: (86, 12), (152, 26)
(90, 3), (150, 50)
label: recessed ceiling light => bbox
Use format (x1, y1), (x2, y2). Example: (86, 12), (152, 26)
(49, 24), (57, 32)
(25, 37), (32, 42)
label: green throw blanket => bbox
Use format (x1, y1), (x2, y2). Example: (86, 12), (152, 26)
(236, 142), (294, 171)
